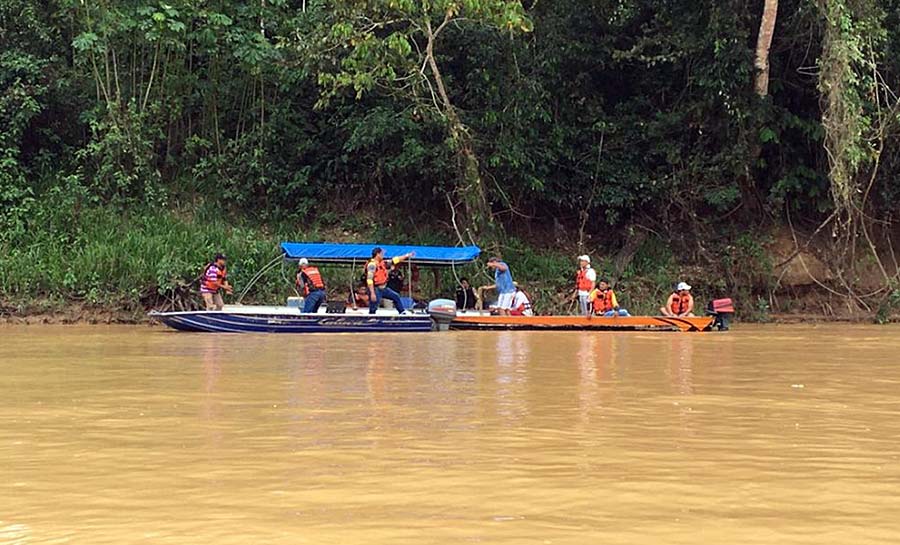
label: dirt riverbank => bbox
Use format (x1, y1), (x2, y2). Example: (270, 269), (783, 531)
(0, 301), (145, 325)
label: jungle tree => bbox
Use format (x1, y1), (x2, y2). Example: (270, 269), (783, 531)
(296, 0), (532, 243)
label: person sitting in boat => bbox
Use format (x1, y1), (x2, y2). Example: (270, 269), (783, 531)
(295, 258), (327, 313)
(200, 253), (232, 311)
(509, 286), (534, 317)
(587, 279), (630, 317)
(481, 257), (516, 316)
(661, 282), (695, 317)
(572, 254), (597, 315)
(366, 247), (414, 314)
(455, 277), (478, 310)
(349, 284), (370, 310)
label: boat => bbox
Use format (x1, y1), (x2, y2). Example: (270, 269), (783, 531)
(449, 313), (715, 332)
(149, 305), (437, 333)
(150, 242), (481, 333)
(150, 241), (730, 334)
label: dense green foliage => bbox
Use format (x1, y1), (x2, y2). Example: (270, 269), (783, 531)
(1, 0), (899, 314)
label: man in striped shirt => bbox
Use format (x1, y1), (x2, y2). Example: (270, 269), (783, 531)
(200, 254), (232, 311)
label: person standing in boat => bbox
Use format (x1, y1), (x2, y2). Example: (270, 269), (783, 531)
(572, 255), (597, 315)
(387, 261), (405, 294)
(481, 257), (516, 316)
(296, 258), (327, 313)
(200, 253), (232, 311)
(455, 277), (478, 310)
(587, 279), (630, 317)
(366, 247), (414, 314)
(661, 282), (695, 317)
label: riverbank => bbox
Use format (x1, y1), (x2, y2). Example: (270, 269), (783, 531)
(0, 300), (145, 325)
(2, 202), (897, 324)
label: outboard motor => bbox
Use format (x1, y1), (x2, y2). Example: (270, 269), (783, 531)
(706, 298), (735, 331)
(427, 299), (457, 331)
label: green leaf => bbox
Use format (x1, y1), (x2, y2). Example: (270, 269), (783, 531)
(759, 127), (778, 144)
(72, 32), (100, 52)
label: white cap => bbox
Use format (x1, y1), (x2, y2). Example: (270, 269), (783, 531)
(676, 282), (691, 291)
(298, 258), (309, 266)
(577, 255), (591, 263)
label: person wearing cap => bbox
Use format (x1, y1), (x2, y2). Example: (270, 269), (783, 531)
(365, 247), (415, 314)
(296, 258), (327, 313)
(572, 255), (597, 315)
(200, 253), (232, 311)
(480, 257), (516, 315)
(662, 282), (695, 317)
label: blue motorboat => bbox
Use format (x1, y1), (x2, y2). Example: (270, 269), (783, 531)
(150, 242), (479, 333)
(149, 307), (436, 333)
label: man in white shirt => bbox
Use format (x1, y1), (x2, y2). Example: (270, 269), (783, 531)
(572, 254), (597, 315)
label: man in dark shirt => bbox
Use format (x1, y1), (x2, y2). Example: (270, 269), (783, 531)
(387, 262), (405, 293)
(455, 277), (477, 310)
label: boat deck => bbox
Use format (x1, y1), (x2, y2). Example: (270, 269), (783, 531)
(449, 314), (714, 332)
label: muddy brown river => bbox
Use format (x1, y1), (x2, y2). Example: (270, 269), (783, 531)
(2, 324), (899, 544)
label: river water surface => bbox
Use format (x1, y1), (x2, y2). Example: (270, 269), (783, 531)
(2, 324), (900, 544)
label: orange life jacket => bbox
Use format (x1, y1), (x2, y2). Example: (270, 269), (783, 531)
(366, 259), (389, 286)
(672, 293), (693, 315)
(297, 266), (325, 295)
(201, 263), (226, 293)
(591, 289), (615, 314)
(576, 267), (595, 292)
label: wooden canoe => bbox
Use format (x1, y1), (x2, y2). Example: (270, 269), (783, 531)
(449, 315), (715, 332)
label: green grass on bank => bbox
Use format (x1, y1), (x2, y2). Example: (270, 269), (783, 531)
(0, 201), (287, 309)
(0, 198), (746, 316)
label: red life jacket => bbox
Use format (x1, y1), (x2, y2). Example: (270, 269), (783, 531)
(366, 259), (389, 286)
(575, 267), (595, 292)
(591, 289), (615, 314)
(509, 291), (533, 316)
(297, 266), (325, 295)
(201, 263), (226, 293)
(672, 293), (693, 314)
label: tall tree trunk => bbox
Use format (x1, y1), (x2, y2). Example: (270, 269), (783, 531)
(754, 0), (778, 96)
(425, 19), (496, 243)
(740, 0), (780, 222)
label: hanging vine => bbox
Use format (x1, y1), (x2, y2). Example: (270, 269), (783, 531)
(815, 0), (899, 307)
(817, 0), (871, 225)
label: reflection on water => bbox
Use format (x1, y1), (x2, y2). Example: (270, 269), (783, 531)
(2, 324), (900, 544)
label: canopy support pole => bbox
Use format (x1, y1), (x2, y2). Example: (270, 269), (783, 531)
(236, 253), (284, 304)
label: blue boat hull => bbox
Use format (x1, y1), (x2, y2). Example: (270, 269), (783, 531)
(149, 311), (435, 333)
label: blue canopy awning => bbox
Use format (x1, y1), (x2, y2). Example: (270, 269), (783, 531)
(280, 242), (481, 266)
